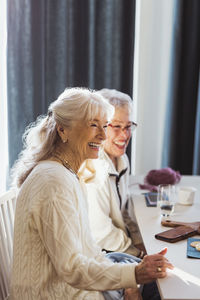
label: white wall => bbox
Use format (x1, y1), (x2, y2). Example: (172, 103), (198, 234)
(132, 0), (175, 175)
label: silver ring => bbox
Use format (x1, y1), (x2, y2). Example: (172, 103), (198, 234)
(157, 267), (162, 272)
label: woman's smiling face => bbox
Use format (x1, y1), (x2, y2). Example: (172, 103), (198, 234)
(67, 115), (108, 162)
(103, 106), (132, 164)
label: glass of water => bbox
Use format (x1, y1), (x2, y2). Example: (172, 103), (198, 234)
(157, 184), (176, 217)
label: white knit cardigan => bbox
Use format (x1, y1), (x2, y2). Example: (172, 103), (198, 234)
(10, 161), (137, 300)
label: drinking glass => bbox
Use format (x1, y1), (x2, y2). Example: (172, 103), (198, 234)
(157, 184), (176, 217)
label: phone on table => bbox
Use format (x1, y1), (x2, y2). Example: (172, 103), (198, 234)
(143, 192), (158, 207)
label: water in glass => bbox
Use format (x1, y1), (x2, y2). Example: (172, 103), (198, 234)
(157, 184), (176, 217)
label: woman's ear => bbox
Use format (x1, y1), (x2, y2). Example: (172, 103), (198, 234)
(56, 124), (68, 143)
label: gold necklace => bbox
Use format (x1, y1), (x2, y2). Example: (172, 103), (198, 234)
(53, 154), (79, 180)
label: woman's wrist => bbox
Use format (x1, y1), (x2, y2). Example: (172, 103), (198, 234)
(138, 250), (145, 259)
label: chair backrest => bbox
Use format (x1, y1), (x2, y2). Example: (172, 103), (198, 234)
(0, 189), (16, 300)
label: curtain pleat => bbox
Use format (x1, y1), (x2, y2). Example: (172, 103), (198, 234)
(193, 71), (200, 174)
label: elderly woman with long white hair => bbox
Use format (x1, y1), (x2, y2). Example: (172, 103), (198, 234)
(10, 87), (173, 300)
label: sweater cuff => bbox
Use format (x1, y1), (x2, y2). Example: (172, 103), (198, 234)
(120, 262), (138, 288)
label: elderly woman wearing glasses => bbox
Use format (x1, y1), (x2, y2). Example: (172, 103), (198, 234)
(80, 88), (145, 258)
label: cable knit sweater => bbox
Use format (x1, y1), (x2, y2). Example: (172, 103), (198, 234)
(10, 161), (137, 300)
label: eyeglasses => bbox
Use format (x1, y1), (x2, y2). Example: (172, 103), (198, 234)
(108, 122), (137, 133)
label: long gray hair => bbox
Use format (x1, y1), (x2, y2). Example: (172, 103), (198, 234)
(11, 87), (114, 188)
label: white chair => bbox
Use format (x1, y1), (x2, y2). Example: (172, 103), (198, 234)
(0, 189), (16, 300)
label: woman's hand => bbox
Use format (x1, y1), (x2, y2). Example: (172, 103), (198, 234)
(135, 248), (174, 284)
(124, 288), (142, 300)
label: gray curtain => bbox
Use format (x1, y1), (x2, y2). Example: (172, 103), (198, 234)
(162, 0), (200, 175)
(193, 74), (200, 174)
(7, 0), (135, 168)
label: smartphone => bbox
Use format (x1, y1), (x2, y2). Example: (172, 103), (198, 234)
(143, 192), (158, 207)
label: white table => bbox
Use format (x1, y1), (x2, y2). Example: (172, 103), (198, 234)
(129, 175), (200, 300)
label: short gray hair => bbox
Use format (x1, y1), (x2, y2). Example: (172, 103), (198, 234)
(97, 88), (133, 111)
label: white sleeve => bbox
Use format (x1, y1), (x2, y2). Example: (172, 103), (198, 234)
(86, 180), (132, 253)
(31, 181), (137, 291)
